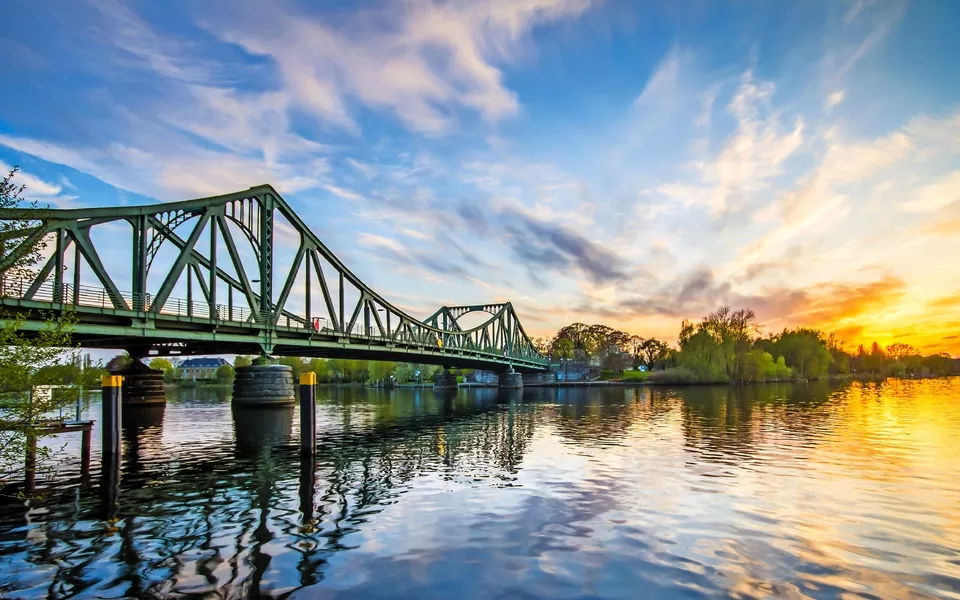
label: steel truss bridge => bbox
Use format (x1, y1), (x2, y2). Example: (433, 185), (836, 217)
(0, 185), (549, 372)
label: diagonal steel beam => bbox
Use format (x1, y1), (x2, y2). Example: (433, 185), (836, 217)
(308, 248), (339, 331)
(71, 226), (129, 310)
(216, 215), (259, 318)
(151, 212), (210, 313)
(272, 244), (305, 326)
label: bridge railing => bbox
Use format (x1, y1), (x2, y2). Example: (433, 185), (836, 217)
(0, 274), (542, 363)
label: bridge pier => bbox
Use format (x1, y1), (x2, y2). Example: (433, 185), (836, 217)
(498, 367), (523, 390)
(433, 369), (458, 391)
(232, 362), (296, 407)
(112, 359), (166, 405)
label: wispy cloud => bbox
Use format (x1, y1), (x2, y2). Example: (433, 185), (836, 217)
(201, 0), (595, 134)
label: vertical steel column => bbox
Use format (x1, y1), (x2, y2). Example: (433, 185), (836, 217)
(338, 272), (345, 333)
(132, 215), (147, 311)
(101, 375), (123, 457)
(364, 301), (370, 337)
(259, 194), (274, 322)
(53, 229), (65, 303)
(209, 215), (218, 319)
(72, 244), (80, 304)
(299, 372), (317, 453)
(305, 247), (312, 325)
(186, 267), (193, 317)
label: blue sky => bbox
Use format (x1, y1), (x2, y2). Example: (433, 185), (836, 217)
(2, 0), (960, 353)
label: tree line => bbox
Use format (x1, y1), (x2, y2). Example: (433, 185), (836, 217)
(135, 354), (445, 385)
(539, 307), (960, 384)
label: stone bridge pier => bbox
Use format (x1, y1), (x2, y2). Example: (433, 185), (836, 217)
(434, 368), (458, 391)
(498, 367), (523, 389)
(232, 361), (296, 407)
(111, 358), (166, 405)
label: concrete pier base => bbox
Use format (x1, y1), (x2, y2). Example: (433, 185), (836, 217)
(113, 359), (166, 404)
(433, 372), (459, 391)
(498, 370), (523, 389)
(232, 364), (296, 407)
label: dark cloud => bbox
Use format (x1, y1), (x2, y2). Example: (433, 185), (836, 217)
(503, 210), (628, 284)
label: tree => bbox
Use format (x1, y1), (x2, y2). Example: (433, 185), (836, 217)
(639, 338), (670, 370)
(885, 343), (918, 363)
(278, 356), (307, 379)
(601, 351), (633, 373)
(216, 364), (235, 381)
(677, 322), (723, 381)
(698, 306), (758, 382)
(1, 167), (48, 280)
(149, 357), (174, 373)
(554, 338), (574, 361)
(531, 337), (551, 355)
(368, 360), (395, 383)
(307, 358), (331, 382)
(234, 355), (253, 368)
(0, 167), (85, 486)
(771, 328), (831, 379)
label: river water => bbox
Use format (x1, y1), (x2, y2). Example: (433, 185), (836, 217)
(1, 379), (959, 599)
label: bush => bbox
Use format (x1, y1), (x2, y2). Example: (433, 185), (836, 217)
(647, 367), (704, 385)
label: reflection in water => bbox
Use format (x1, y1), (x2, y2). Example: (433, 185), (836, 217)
(0, 379), (959, 598)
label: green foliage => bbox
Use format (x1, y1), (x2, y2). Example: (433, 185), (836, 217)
(770, 328), (831, 379)
(148, 357), (174, 372)
(277, 356), (308, 378)
(618, 370), (649, 382)
(234, 355), (254, 368)
(216, 364), (235, 381)
(638, 338), (671, 370)
(741, 349), (793, 382)
(544, 306), (958, 386)
(1, 167), (48, 279)
(553, 338), (574, 360)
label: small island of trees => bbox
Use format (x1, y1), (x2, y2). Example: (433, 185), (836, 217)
(534, 307), (960, 384)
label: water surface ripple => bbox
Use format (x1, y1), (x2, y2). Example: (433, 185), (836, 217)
(1, 379), (959, 599)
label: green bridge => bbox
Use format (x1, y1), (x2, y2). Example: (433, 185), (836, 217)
(0, 185), (550, 372)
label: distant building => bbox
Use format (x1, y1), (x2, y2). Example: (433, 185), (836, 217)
(177, 357), (229, 380)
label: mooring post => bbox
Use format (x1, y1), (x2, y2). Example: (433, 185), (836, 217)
(299, 372), (317, 453)
(101, 375), (123, 458)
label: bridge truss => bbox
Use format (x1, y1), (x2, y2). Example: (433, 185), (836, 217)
(0, 185), (549, 371)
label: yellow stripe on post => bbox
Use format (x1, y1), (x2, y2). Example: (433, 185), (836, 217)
(101, 375), (124, 387)
(300, 372), (317, 385)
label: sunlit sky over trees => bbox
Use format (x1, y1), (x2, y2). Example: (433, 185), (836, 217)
(2, 0), (959, 354)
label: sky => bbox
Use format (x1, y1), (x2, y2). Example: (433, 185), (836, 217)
(2, 0), (960, 356)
